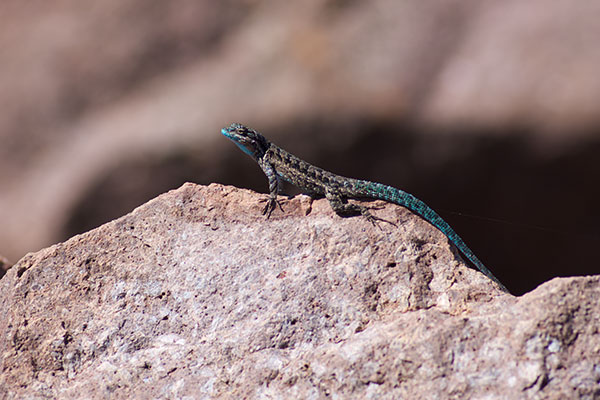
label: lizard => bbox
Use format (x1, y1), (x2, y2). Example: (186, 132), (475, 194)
(221, 123), (510, 293)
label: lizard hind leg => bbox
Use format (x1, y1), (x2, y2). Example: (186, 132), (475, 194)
(325, 191), (395, 227)
(359, 205), (397, 228)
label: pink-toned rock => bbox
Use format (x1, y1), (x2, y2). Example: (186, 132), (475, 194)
(0, 184), (598, 399)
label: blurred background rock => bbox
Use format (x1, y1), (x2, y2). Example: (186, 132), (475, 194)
(0, 0), (598, 294)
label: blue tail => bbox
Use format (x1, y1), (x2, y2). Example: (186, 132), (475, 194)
(356, 181), (509, 292)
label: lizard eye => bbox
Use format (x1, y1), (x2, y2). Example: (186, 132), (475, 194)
(238, 128), (252, 138)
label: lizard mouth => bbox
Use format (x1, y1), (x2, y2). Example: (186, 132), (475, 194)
(221, 127), (238, 141)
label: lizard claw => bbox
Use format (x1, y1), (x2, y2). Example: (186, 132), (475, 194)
(261, 197), (284, 218)
(362, 208), (397, 229)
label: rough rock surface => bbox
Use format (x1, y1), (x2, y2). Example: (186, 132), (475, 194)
(0, 184), (598, 399)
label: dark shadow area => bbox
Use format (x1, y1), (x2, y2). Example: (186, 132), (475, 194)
(62, 119), (600, 296)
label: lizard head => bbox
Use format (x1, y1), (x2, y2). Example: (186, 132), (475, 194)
(221, 123), (270, 159)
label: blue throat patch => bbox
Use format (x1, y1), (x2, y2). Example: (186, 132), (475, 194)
(221, 128), (255, 157)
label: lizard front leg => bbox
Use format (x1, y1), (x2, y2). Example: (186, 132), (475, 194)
(258, 157), (283, 217)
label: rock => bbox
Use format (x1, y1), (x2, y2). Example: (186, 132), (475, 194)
(0, 183), (598, 399)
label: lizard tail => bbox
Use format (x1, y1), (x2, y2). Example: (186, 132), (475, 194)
(355, 180), (510, 293)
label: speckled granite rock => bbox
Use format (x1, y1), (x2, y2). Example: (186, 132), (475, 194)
(0, 184), (598, 399)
